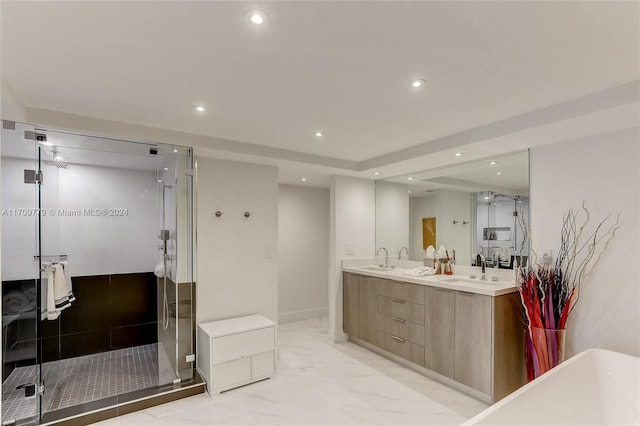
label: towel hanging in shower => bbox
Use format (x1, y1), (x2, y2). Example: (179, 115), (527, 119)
(46, 263), (75, 320)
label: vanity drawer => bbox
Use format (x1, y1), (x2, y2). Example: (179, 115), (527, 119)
(379, 279), (406, 299)
(378, 295), (408, 319)
(378, 331), (425, 366)
(408, 303), (425, 326)
(378, 313), (425, 346)
(406, 283), (425, 305)
(211, 327), (275, 364)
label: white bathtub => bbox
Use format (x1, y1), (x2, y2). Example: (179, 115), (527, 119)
(463, 348), (639, 425)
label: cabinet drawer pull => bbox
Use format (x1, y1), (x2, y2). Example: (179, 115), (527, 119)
(391, 335), (405, 343)
(391, 316), (406, 323)
(392, 298), (406, 304)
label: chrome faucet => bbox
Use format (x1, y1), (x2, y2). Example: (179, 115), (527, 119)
(398, 246), (409, 260)
(376, 247), (389, 269)
(476, 253), (486, 280)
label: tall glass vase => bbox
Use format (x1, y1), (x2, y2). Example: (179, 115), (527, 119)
(524, 326), (566, 381)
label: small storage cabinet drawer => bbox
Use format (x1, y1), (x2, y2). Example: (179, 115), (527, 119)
(197, 314), (277, 395)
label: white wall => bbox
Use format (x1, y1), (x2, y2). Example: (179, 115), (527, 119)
(409, 190), (472, 264)
(329, 176), (375, 342)
(437, 190), (472, 265)
(530, 128), (639, 357)
(375, 181), (409, 258)
(1, 158), (158, 280)
(278, 184), (329, 323)
(195, 158), (278, 324)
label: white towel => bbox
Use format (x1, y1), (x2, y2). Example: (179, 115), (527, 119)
(46, 263), (75, 320)
(59, 261), (76, 305)
(46, 265), (61, 320)
(403, 266), (436, 277)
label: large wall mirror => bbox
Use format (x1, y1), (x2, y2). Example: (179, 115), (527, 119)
(375, 150), (529, 267)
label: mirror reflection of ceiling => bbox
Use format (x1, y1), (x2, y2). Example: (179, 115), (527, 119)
(383, 150), (528, 196)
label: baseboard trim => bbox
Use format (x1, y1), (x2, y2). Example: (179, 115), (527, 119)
(278, 306), (328, 323)
(328, 328), (349, 343)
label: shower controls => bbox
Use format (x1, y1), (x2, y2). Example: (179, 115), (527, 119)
(215, 210), (224, 217)
(243, 211), (253, 218)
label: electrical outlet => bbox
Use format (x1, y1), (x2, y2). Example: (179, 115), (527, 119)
(264, 246), (273, 258)
(540, 248), (553, 264)
(345, 244), (354, 256)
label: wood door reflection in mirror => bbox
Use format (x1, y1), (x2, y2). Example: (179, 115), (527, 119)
(422, 217), (436, 249)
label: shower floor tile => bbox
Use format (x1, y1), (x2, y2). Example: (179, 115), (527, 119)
(2, 344), (160, 423)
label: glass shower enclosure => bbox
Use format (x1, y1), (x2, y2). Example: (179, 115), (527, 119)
(1, 122), (195, 425)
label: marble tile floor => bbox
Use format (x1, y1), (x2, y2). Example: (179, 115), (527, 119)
(96, 317), (488, 426)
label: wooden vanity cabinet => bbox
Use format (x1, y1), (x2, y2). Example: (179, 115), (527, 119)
(358, 275), (380, 345)
(342, 272), (360, 337)
(342, 271), (525, 403)
(377, 279), (425, 366)
(454, 291), (492, 394)
(424, 286), (455, 379)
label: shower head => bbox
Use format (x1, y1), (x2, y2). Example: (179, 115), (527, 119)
(44, 151), (70, 169)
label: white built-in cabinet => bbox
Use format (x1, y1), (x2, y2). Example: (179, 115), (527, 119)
(197, 314), (276, 394)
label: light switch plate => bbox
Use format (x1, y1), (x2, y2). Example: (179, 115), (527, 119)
(345, 244), (354, 256)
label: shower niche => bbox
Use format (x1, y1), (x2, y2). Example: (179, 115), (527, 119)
(1, 122), (198, 425)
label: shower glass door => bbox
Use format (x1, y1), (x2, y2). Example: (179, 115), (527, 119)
(1, 121), (47, 425)
(3, 125), (196, 423)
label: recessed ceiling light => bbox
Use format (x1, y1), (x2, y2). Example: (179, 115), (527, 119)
(301, 177), (307, 182)
(193, 105), (205, 113)
(496, 171), (503, 175)
(489, 161), (498, 166)
(408, 190), (411, 194)
(247, 10), (268, 25)
(314, 131), (323, 137)
(163, 167), (169, 171)
(158, 179), (163, 183)
(407, 177), (413, 181)
(373, 172), (380, 176)
(484, 196), (490, 200)
(409, 79), (426, 89)
(173, 149), (179, 153)
(454, 152), (463, 157)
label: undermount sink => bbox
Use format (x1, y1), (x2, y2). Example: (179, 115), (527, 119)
(360, 265), (394, 272)
(440, 277), (503, 285)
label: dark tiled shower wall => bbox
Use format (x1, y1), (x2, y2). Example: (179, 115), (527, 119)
(2, 272), (158, 375)
(42, 272), (158, 362)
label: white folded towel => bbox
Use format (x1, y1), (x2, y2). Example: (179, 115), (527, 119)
(403, 266), (436, 277)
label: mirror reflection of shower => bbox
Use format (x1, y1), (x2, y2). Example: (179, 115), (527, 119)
(476, 191), (529, 269)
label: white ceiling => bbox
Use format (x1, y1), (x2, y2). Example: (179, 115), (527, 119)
(1, 1), (639, 186)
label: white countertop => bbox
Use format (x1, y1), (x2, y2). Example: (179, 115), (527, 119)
(343, 258), (518, 297)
